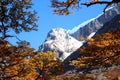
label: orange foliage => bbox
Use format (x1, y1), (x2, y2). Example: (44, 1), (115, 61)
(0, 40), (63, 80)
(70, 30), (120, 69)
(91, 0), (100, 2)
(30, 51), (64, 80)
(51, 0), (78, 15)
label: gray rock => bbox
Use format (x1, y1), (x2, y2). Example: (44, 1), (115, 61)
(39, 4), (120, 61)
(39, 28), (83, 61)
(70, 5), (120, 40)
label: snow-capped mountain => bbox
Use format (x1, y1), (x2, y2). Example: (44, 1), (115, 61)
(39, 5), (120, 61)
(63, 13), (120, 72)
(39, 28), (83, 61)
(70, 5), (120, 40)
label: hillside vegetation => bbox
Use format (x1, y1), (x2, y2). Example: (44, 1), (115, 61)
(0, 29), (120, 80)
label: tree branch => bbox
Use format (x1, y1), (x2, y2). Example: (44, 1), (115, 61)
(66, 0), (76, 9)
(81, 1), (111, 7)
(103, 2), (113, 16)
(81, 0), (120, 16)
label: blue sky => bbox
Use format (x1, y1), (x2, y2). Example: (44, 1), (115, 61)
(8, 0), (106, 50)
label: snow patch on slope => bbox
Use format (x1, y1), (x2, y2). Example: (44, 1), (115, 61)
(39, 5), (120, 61)
(68, 12), (105, 35)
(106, 6), (114, 11)
(68, 18), (96, 34)
(87, 32), (96, 38)
(39, 28), (83, 61)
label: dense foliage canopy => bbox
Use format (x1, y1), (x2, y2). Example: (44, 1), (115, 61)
(0, 0), (38, 39)
(0, 0), (120, 80)
(0, 40), (63, 79)
(70, 30), (120, 69)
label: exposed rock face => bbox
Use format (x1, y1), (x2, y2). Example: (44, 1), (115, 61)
(70, 5), (120, 40)
(39, 28), (83, 61)
(96, 14), (120, 34)
(64, 14), (120, 72)
(39, 5), (120, 61)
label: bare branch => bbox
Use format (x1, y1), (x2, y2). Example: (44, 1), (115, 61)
(103, 2), (113, 16)
(81, 0), (120, 16)
(81, 1), (111, 7)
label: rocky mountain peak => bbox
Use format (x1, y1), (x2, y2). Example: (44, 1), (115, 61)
(45, 28), (68, 41)
(39, 28), (83, 61)
(39, 5), (120, 61)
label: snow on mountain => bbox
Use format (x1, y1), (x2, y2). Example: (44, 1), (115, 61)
(39, 28), (83, 61)
(68, 18), (95, 34)
(70, 4), (120, 40)
(87, 32), (96, 38)
(39, 4), (120, 61)
(68, 12), (104, 35)
(63, 14), (120, 72)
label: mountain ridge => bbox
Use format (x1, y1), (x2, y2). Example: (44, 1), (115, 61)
(39, 28), (83, 60)
(70, 5), (120, 40)
(63, 14), (120, 72)
(39, 4), (120, 61)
